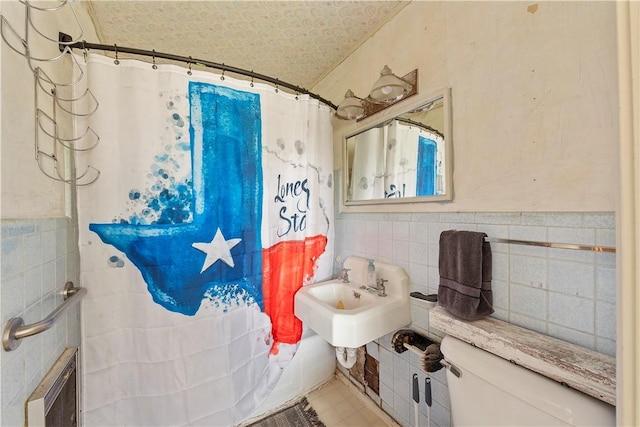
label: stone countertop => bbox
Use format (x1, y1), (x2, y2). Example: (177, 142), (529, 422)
(429, 306), (616, 406)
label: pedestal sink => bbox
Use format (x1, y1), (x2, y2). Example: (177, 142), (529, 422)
(294, 256), (411, 348)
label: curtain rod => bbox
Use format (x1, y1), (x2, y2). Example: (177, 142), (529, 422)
(60, 33), (338, 110)
(395, 117), (444, 139)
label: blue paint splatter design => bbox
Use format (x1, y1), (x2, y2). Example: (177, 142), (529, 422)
(118, 176), (193, 225)
(108, 255), (125, 268)
(90, 83), (264, 316)
(203, 283), (257, 312)
(114, 95), (194, 226)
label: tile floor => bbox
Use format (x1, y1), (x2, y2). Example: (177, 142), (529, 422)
(306, 376), (398, 427)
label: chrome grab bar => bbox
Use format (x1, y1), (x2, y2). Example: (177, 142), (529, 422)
(3, 282), (86, 351)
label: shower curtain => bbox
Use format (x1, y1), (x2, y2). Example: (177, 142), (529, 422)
(416, 135), (438, 196)
(384, 120), (420, 198)
(349, 126), (385, 200)
(350, 120), (443, 200)
(385, 121), (442, 198)
(74, 54), (334, 426)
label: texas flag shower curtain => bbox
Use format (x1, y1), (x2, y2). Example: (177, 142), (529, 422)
(74, 54), (334, 426)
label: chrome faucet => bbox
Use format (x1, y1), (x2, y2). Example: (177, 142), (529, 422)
(339, 268), (351, 283)
(376, 278), (388, 297)
(361, 278), (388, 297)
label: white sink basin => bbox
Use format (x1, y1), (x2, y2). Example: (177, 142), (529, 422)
(294, 256), (411, 348)
(305, 281), (377, 309)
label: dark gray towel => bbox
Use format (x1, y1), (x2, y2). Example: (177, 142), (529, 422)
(437, 230), (493, 320)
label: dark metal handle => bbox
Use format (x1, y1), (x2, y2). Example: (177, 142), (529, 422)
(413, 373), (420, 404)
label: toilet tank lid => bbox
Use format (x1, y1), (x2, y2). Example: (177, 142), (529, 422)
(440, 335), (615, 424)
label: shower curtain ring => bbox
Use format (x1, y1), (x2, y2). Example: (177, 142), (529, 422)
(152, 49), (157, 70)
(187, 56), (193, 75)
(220, 65), (225, 81)
(250, 72), (254, 87)
(113, 44), (119, 65)
(275, 78), (279, 93)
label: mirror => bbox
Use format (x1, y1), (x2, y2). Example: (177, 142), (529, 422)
(343, 88), (452, 205)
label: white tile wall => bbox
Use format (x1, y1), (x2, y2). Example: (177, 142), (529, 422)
(1, 218), (81, 427)
(334, 194), (616, 426)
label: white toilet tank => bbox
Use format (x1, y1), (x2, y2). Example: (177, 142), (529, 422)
(441, 335), (615, 426)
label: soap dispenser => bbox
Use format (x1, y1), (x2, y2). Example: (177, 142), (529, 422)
(367, 259), (377, 288)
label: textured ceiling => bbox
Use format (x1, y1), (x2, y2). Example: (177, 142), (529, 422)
(86, 1), (407, 89)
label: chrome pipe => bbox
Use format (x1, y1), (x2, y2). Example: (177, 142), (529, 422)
(484, 237), (615, 253)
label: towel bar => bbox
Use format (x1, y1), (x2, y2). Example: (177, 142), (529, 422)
(484, 237), (615, 253)
(2, 282), (86, 351)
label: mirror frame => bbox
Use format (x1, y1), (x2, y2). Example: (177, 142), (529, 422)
(342, 87), (453, 207)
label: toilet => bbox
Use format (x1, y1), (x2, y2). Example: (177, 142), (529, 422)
(440, 335), (616, 426)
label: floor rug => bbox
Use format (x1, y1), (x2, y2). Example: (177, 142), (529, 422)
(247, 397), (326, 427)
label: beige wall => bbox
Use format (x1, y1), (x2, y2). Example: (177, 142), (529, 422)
(616, 1), (640, 423)
(314, 1), (618, 212)
(1, 0), (98, 218)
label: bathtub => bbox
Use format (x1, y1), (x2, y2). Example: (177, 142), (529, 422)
(247, 330), (336, 419)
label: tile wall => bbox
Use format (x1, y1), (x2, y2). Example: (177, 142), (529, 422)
(0, 212), (616, 427)
(334, 205), (616, 426)
(1, 218), (81, 427)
